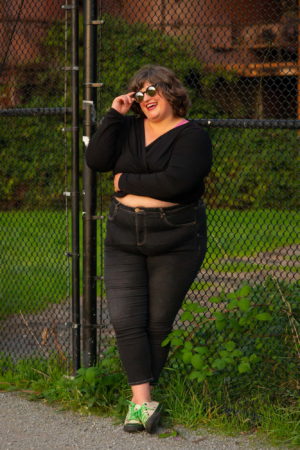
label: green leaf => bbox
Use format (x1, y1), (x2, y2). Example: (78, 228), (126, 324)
(224, 341), (236, 351)
(238, 362), (251, 373)
(158, 430), (178, 439)
(212, 358), (226, 370)
(185, 303), (206, 313)
(182, 351), (193, 364)
(171, 337), (183, 347)
(238, 298), (251, 312)
(189, 370), (201, 380)
(238, 284), (252, 297)
(215, 320), (226, 331)
(184, 341), (193, 351)
(256, 312), (272, 321)
(249, 353), (260, 363)
(209, 296), (222, 303)
(194, 346), (209, 355)
(232, 349), (243, 357)
(180, 311), (194, 321)
(227, 299), (238, 310)
(224, 357), (234, 365)
(191, 354), (204, 369)
(161, 336), (170, 347)
(85, 367), (98, 384)
(214, 312), (225, 321)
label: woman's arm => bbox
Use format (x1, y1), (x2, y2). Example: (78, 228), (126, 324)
(117, 127), (212, 200)
(85, 93), (135, 172)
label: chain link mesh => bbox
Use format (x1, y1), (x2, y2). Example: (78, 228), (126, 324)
(95, 0), (299, 371)
(0, 0), (298, 376)
(0, 0), (72, 365)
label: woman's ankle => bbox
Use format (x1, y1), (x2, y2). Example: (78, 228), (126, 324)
(131, 382), (151, 405)
(131, 396), (151, 405)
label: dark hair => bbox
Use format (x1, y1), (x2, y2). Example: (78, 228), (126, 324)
(128, 65), (191, 117)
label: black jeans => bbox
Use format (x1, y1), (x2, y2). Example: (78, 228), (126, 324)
(104, 197), (207, 385)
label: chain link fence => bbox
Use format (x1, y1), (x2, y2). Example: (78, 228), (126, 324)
(0, 1), (73, 365)
(0, 0), (299, 381)
(95, 0), (299, 378)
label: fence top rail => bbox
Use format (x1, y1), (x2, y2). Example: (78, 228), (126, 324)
(195, 118), (300, 129)
(0, 107), (72, 116)
(1, 109), (299, 129)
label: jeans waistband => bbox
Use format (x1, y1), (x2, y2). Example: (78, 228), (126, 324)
(112, 196), (202, 214)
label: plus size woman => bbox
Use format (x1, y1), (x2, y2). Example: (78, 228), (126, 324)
(86, 65), (212, 433)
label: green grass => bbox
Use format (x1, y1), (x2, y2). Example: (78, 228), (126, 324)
(205, 208), (299, 267)
(0, 208), (298, 318)
(0, 353), (299, 447)
(0, 211), (70, 318)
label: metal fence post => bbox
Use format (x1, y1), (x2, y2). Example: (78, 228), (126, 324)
(70, 0), (81, 373)
(82, 0), (98, 367)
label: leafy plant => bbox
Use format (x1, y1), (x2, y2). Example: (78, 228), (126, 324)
(163, 279), (299, 387)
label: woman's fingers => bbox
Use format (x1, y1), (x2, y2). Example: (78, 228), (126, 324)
(112, 92), (135, 114)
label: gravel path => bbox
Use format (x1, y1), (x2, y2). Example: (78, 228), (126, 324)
(0, 392), (280, 450)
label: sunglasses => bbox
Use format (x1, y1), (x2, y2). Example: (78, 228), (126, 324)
(133, 84), (158, 103)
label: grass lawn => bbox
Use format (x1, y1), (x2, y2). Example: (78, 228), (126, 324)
(0, 208), (298, 318)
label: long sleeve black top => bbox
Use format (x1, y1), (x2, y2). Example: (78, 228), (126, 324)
(85, 108), (212, 204)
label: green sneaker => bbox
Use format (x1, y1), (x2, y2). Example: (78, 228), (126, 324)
(139, 401), (162, 433)
(123, 401), (144, 433)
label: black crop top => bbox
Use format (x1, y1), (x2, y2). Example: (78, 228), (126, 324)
(85, 108), (212, 204)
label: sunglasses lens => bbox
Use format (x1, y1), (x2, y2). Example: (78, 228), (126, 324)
(134, 85), (157, 103)
(135, 92), (144, 103)
(147, 86), (156, 97)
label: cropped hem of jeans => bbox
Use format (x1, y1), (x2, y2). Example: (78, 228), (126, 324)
(128, 377), (154, 386)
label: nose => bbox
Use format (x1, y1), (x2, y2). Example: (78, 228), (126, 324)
(143, 92), (155, 102)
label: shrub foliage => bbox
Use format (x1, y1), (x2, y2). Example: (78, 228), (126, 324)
(0, 14), (298, 209)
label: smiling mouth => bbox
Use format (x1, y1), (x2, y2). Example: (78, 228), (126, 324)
(146, 102), (157, 111)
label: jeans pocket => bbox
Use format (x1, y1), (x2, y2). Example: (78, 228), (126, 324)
(108, 202), (119, 221)
(162, 205), (197, 227)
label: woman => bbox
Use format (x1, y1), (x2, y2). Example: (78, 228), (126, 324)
(86, 65), (212, 433)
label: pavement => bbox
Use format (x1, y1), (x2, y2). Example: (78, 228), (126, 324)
(0, 392), (282, 450)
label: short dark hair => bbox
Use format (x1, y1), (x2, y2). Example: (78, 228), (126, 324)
(128, 65), (191, 118)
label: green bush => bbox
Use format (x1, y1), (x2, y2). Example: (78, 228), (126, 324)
(0, 114), (67, 210)
(164, 278), (299, 394)
(207, 128), (299, 209)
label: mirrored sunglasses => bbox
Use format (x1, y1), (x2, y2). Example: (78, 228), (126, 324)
(134, 85), (158, 103)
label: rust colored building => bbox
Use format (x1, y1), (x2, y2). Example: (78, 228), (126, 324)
(0, 0), (64, 106)
(1, 0), (299, 118)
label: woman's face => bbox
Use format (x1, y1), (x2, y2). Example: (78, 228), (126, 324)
(138, 82), (174, 122)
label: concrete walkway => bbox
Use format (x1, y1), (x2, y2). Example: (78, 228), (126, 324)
(0, 392), (280, 450)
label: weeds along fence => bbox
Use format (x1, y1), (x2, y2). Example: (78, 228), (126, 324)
(0, 0), (299, 383)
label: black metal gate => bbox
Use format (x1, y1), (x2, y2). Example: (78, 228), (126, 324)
(0, 0), (79, 371)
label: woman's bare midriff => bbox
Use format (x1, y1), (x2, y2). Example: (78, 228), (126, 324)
(115, 194), (178, 208)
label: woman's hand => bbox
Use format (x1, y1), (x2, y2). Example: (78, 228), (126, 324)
(112, 93), (135, 115)
(114, 173), (122, 191)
